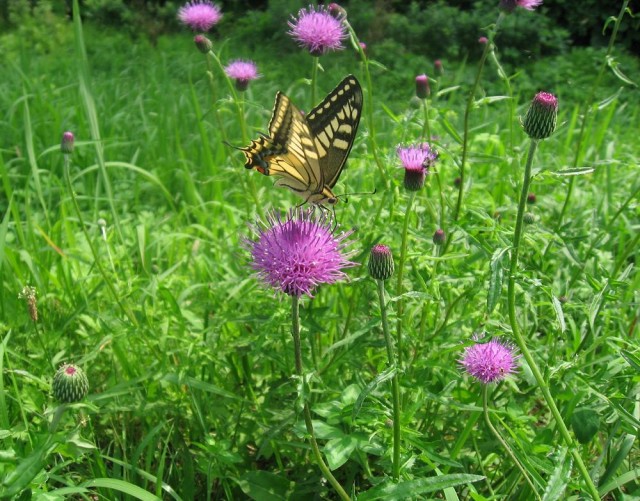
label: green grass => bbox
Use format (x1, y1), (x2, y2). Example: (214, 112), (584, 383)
(1, 4), (639, 500)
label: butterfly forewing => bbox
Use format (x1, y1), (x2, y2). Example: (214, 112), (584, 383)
(306, 75), (363, 190)
(239, 74), (362, 204)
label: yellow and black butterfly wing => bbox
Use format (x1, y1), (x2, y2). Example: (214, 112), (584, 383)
(239, 75), (362, 205)
(305, 75), (363, 197)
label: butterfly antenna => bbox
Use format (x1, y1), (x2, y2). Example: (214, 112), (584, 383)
(335, 187), (377, 203)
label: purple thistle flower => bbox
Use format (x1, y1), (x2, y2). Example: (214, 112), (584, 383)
(397, 143), (439, 191)
(478, 36), (489, 44)
(224, 60), (261, 91)
(246, 208), (356, 298)
(178, 0), (222, 32)
(499, 0), (543, 12)
(460, 338), (520, 384)
(288, 4), (348, 56)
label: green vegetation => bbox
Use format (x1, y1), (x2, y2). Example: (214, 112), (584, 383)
(1, 1), (639, 500)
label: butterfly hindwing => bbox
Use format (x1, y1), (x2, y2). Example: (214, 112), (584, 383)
(240, 74), (362, 204)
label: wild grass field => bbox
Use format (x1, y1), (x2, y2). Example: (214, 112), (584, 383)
(1, 0), (639, 499)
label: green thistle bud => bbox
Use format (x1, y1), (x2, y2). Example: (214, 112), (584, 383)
(432, 229), (446, 245)
(368, 244), (394, 281)
(194, 34), (213, 54)
(60, 131), (74, 154)
(522, 91), (558, 140)
(523, 212), (536, 225)
(415, 74), (430, 99)
(53, 364), (89, 403)
(571, 407), (600, 444)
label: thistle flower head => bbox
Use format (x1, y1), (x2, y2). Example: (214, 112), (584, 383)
(478, 36), (489, 44)
(460, 337), (519, 384)
(52, 364), (89, 403)
(499, 0), (543, 12)
(224, 59), (260, 91)
(61, 131), (74, 154)
(397, 143), (439, 191)
(368, 244), (394, 281)
(522, 91), (558, 140)
(178, 0), (222, 32)
(246, 208), (356, 298)
(415, 74), (430, 99)
(288, 4), (347, 56)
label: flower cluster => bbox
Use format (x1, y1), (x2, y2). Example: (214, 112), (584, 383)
(247, 208), (356, 297)
(288, 4), (348, 56)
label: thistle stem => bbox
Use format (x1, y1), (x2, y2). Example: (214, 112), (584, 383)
(453, 14), (504, 222)
(507, 140), (600, 501)
(291, 296), (350, 501)
(395, 190), (416, 368)
(482, 386), (540, 499)
(376, 279), (401, 480)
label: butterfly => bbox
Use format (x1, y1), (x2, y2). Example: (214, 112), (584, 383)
(238, 75), (363, 205)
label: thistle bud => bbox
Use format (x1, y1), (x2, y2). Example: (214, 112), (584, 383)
(368, 244), (394, 281)
(433, 229), (446, 245)
(434, 59), (443, 75)
(571, 408), (600, 444)
(523, 212), (536, 224)
(60, 131), (74, 154)
(527, 193), (536, 204)
(522, 91), (558, 140)
(328, 3), (347, 19)
(194, 34), (213, 54)
(478, 36), (488, 45)
(52, 364), (89, 403)
(415, 74), (430, 99)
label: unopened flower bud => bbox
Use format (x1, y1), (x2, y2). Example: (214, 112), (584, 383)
(194, 34), (213, 54)
(328, 3), (347, 19)
(61, 131), (74, 154)
(478, 36), (488, 45)
(527, 193), (536, 204)
(52, 364), (89, 403)
(368, 244), (394, 281)
(523, 212), (536, 224)
(434, 59), (443, 75)
(522, 91), (558, 140)
(433, 229), (446, 245)
(415, 74), (430, 99)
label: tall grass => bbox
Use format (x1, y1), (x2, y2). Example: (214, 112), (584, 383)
(1, 1), (639, 500)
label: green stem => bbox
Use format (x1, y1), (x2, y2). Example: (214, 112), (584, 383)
(291, 296), (350, 501)
(395, 191), (416, 368)
(345, 22), (387, 186)
(557, 0), (629, 226)
(420, 98), (431, 142)
(482, 386), (540, 499)
(453, 14), (504, 223)
(377, 279), (401, 480)
(310, 57), (318, 109)
(63, 155), (137, 326)
(507, 140), (600, 501)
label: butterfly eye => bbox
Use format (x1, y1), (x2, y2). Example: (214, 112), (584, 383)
(327, 197), (338, 205)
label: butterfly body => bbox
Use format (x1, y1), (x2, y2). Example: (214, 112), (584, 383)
(240, 75), (363, 205)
